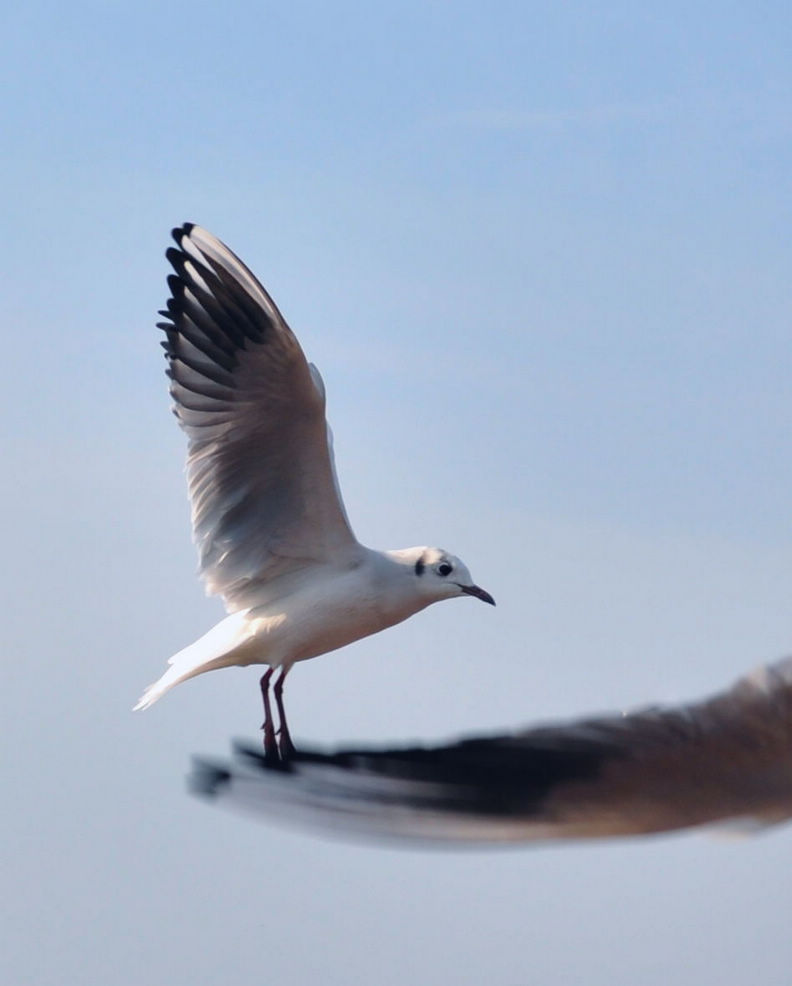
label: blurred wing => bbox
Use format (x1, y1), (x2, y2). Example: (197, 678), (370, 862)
(191, 657), (792, 845)
(159, 224), (361, 610)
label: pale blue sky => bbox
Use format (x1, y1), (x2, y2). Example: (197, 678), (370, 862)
(3, 3), (792, 984)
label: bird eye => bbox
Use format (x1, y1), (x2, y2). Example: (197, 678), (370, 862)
(437, 562), (453, 577)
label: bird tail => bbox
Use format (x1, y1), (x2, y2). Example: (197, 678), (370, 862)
(133, 611), (255, 711)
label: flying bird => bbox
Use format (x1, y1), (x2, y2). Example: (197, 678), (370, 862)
(134, 224), (494, 751)
(191, 656), (792, 845)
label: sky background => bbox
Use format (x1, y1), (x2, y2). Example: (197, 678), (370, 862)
(3, 2), (792, 983)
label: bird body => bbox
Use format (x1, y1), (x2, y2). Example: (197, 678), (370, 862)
(134, 226), (493, 713)
(135, 546), (459, 710)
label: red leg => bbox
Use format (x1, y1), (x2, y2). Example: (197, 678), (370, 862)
(273, 666), (295, 758)
(259, 668), (277, 757)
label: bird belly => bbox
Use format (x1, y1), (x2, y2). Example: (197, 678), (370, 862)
(246, 580), (420, 668)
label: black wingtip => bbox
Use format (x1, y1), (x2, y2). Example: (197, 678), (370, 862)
(173, 221), (196, 239)
(170, 223), (196, 248)
(166, 273), (183, 296)
(188, 757), (233, 798)
(165, 246), (183, 267)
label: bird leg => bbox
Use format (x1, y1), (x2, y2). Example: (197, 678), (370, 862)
(259, 668), (278, 758)
(274, 666), (295, 759)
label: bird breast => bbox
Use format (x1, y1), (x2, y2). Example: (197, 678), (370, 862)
(245, 560), (426, 666)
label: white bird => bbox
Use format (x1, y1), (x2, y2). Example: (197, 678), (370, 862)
(134, 224), (494, 749)
(191, 655), (792, 845)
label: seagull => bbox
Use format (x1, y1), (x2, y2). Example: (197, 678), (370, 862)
(191, 656), (792, 845)
(134, 224), (494, 751)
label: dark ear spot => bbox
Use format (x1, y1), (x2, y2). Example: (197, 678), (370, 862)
(414, 553), (425, 576)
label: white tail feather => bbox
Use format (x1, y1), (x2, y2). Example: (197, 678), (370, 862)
(133, 612), (255, 711)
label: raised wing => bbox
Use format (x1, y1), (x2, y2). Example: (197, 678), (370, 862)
(159, 224), (361, 611)
(191, 657), (792, 845)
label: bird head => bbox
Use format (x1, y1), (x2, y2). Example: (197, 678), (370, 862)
(409, 547), (495, 606)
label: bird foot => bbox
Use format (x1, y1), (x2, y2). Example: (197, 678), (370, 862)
(277, 725), (296, 760)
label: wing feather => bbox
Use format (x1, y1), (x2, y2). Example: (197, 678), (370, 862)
(191, 657), (792, 844)
(160, 223), (361, 610)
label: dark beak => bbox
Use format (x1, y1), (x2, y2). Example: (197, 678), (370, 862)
(459, 584), (496, 606)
